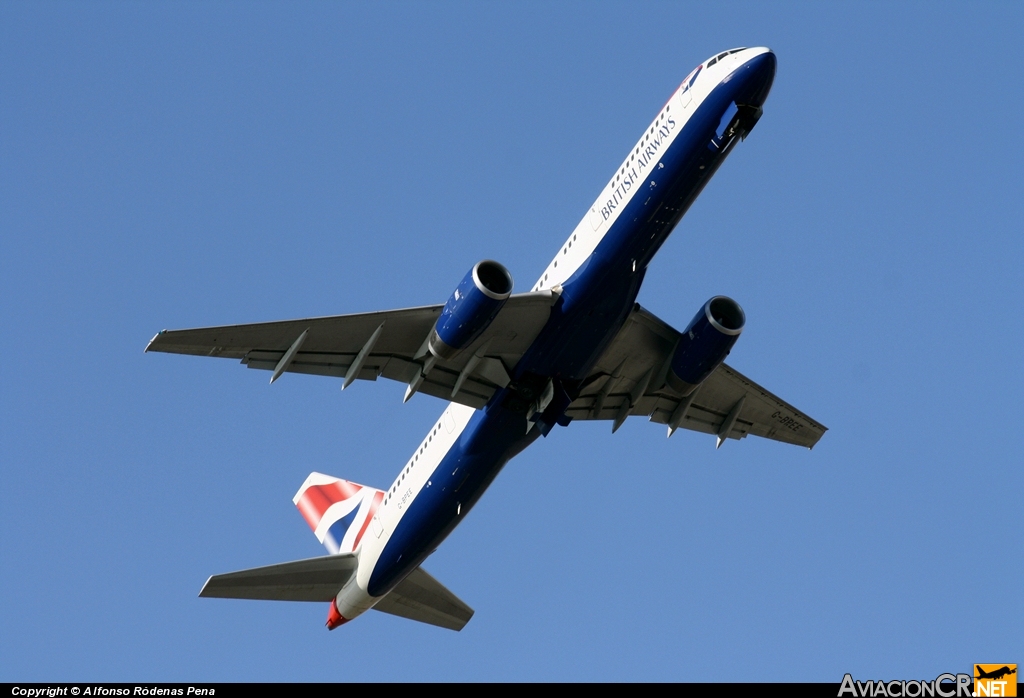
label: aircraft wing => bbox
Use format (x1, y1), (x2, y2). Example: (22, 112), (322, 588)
(564, 305), (827, 448)
(146, 291), (558, 409)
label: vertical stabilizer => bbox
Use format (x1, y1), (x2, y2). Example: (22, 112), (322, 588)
(293, 472), (384, 554)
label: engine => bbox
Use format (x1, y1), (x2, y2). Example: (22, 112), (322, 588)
(667, 296), (745, 395)
(428, 260), (514, 360)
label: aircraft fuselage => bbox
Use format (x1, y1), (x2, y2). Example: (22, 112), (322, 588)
(327, 48), (779, 621)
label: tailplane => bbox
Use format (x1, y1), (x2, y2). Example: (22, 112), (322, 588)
(199, 472), (474, 631)
(199, 553), (357, 601)
(374, 566), (474, 631)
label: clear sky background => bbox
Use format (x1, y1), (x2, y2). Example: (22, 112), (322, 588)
(2, 1), (1021, 683)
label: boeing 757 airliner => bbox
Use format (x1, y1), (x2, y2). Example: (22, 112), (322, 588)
(147, 47), (826, 632)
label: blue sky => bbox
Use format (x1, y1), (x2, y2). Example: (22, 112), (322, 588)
(2, 2), (1021, 682)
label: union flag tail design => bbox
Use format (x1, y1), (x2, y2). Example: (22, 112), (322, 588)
(293, 472), (384, 554)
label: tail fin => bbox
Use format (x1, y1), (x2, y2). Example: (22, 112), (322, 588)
(293, 472), (384, 554)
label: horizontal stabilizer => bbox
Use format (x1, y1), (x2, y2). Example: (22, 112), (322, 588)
(199, 553), (358, 602)
(373, 566), (474, 631)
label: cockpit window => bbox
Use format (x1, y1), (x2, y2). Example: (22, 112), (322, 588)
(681, 65), (703, 92)
(709, 49), (748, 68)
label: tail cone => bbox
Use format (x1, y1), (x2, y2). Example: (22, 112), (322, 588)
(326, 600), (347, 630)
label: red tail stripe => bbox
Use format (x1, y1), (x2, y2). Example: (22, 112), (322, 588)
(297, 480), (362, 530)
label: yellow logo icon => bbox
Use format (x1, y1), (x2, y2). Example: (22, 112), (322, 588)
(975, 665), (1017, 697)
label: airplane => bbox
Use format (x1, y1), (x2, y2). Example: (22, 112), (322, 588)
(976, 666), (1016, 681)
(147, 46), (826, 632)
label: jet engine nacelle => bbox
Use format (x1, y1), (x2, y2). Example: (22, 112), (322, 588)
(667, 296), (745, 396)
(428, 260), (514, 360)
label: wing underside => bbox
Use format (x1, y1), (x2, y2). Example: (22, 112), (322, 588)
(567, 305), (827, 448)
(148, 293), (823, 447)
(146, 291), (558, 409)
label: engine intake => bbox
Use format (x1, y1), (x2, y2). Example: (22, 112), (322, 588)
(667, 296), (745, 396)
(428, 260), (514, 361)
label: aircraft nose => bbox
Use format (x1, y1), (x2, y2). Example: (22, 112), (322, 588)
(736, 49), (776, 107)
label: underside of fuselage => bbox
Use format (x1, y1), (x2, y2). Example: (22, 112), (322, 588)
(367, 50), (777, 599)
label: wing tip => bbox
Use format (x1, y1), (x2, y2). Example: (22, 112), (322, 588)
(460, 608), (475, 630)
(144, 330), (166, 353)
(198, 575), (216, 598)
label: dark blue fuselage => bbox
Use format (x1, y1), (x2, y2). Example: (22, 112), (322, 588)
(368, 52), (776, 597)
